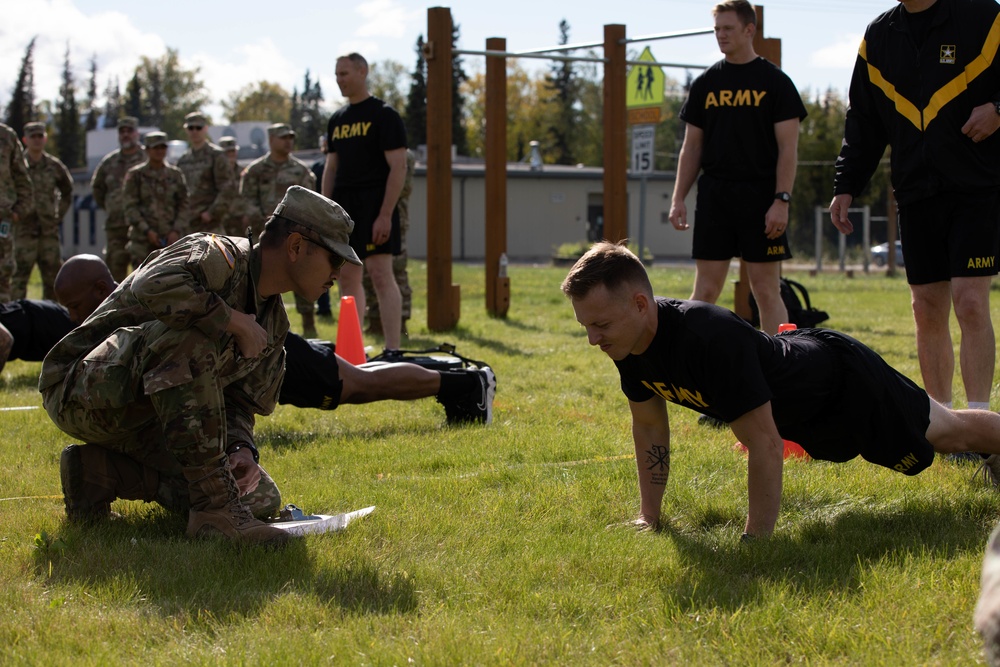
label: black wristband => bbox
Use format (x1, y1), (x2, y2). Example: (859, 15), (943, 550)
(227, 442), (259, 464)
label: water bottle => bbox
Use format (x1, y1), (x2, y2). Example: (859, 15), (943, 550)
(498, 252), (508, 278)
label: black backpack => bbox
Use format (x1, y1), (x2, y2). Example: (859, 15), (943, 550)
(748, 277), (829, 329)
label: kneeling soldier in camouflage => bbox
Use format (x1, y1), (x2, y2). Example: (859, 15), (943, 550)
(39, 186), (362, 545)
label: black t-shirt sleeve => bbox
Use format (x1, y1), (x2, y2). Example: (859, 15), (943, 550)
(0, 299), (75, 362)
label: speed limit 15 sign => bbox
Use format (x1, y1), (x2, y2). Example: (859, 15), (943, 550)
(631, 125), (655, 174)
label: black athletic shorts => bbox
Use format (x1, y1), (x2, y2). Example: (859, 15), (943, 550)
(898, 190), (1000, 285)
(278, 333), (342, 410)
(692, 173), (791, 263)
(332, 185), (402, 260)
(776, 329), (934, 476)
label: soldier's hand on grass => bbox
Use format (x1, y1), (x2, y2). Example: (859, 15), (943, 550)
(227, 310), (267, 358)
(227, 446), (261, 496)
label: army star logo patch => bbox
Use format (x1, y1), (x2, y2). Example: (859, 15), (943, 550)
(940, 45), (956, 64)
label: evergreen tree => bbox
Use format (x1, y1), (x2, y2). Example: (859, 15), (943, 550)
(5, 37), (37, 135)
(102, 76), (121, 128)
(543, 19), (577, 165)
(56, 44), (82, 168)
(145, 66), (163, 128)
(404, 35), (427, 148)
(451, 23), (468, 155)
(125, 71), (143, 122)
(290, 70), (324, 152)
(84, 55), (99, 132)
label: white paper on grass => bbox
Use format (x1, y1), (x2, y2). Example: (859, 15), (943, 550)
(268, 505), (375, 536)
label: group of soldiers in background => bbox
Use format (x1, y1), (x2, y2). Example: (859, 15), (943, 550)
(86, 112), (412, 340)
(0, 120), (73, 304)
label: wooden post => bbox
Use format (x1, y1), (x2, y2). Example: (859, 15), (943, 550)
(733, 5), (782, 322)
(603, 24), (628, 242)
(485, 37), (510, 317)
(425, 7), (460, 331)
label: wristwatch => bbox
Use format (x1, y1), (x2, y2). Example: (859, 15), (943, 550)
(774, 191), (791, 203)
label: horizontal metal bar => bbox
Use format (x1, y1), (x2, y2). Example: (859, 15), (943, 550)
(626, 60), (708, 69)
(623, 27), (714, 44)
(454, 48), (606, 63)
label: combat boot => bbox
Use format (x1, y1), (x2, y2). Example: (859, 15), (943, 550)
(183, 454), (289, 546)
(60, 444), (160, 523)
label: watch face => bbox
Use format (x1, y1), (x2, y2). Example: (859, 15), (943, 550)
(775, 192), (791, 202)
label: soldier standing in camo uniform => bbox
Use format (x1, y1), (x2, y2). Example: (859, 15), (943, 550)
(15, 122), (72, 300)
(40, 185), (363, 544)
(241, 123), (318, 336)
(91, 117), (145, 282)
(218, 136), (250, 237)
(364, 148), (413, 336)
(176, 112), (234, 236)
(0, 121), (34, 302)
(123, 132), (188, 268)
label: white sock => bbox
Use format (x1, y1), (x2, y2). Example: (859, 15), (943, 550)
(970, 401), (991, 411)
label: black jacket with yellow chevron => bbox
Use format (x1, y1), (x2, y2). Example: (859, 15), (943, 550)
(834, 0), (1000, 206)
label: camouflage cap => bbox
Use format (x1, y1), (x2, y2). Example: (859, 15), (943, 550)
(219, 136), (239, 151)
(118, 116), (138, 130)
(271, 186), (362, 266)
(143, 131), (169, 148)
(268, 123), (294, 138)
(184, 112), (207, 127)
(23, 121), (45, 136)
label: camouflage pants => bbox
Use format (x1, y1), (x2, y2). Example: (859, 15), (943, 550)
(12, 221), (62, 300)
(105, 223), (131, 283)
(42, 325), (270, 469)
(0, 221), (13, 302)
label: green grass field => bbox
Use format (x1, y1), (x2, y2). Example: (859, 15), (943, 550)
(1, 262), (998, 665)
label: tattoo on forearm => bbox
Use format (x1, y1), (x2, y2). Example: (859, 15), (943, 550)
(644, 444), (670, 487)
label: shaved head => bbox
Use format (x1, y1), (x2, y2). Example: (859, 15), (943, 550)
(55, 254), (119, 324)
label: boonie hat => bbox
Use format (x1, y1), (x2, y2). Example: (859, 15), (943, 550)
(268, 123), (295, 138)
(23, 122), (45, 136)
(184, 112), (207, 127)
(143, 131), (169, 148)
(118, 116), (138, 130)
(270, 186), (362, 266)
(219, 136), (239, 151)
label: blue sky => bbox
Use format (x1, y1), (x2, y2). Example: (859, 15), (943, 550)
(1, 0), (889, 120)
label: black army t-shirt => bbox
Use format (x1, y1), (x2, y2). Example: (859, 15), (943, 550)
(679, 56), (807, 181)
(614, 298), (839, 426)
(326, 96), (407, 190)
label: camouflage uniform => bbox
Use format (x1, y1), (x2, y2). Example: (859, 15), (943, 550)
(240, 153), (316, 238)
(122, 161), (189, 267)
(177, 143), (235, 236)
(92, 147), (146, 282)
(15, 150), (72, 300)
(39, 233), (289, 517)
(0, 122), (34, 302)
(240, 152), (316, 321)
(222, 159), (250, 237)
(364, 149), (413, 333)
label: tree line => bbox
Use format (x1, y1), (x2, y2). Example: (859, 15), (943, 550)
(2, 22), (885, 256)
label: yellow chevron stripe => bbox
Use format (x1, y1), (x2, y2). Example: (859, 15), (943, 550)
(861, 38), (923, 130)
(861, 14), (1000, 131)
(925, 14), (1000, 125)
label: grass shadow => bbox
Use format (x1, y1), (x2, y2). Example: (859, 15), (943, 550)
(33, 512), (417, 617)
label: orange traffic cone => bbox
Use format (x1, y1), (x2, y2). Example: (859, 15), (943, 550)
(335, 296), (366, 365)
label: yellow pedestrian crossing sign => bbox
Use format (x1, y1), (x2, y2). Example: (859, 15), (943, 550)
(626, 47), (665, 109)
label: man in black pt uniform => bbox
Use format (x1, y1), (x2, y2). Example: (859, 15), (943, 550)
(0, 298), (75, 373)
(321, 52), (406, 354)
(562, 242), (1000, 540)
(668, 0), (806, 335)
